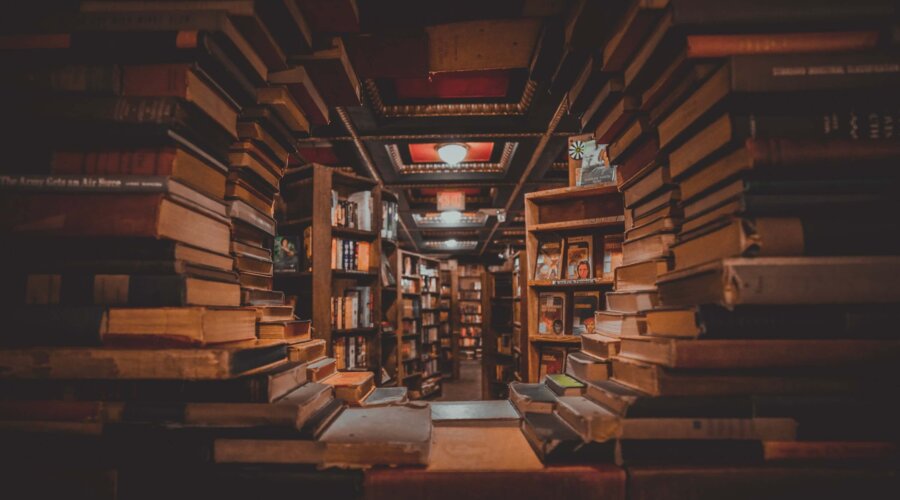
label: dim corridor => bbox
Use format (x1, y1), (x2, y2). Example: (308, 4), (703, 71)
(435, 360), (483, 401)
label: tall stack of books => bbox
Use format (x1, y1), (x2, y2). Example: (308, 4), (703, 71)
(523, 0), (900, 468)
(0, 1), (361, 472)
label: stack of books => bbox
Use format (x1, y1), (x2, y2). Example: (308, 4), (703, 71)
(0, 1), (418, 472)
(519, 0), (900, 467)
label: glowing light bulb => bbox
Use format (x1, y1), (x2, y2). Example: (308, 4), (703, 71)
(440, 210), (463, 224)
(445, 239), (459, 248)
(436, 143), (468, 165)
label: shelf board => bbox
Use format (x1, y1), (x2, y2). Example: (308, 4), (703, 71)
(528, 278), (614, 288)
(525, 182), (619, 203)
(382, 286), (397, 293)
(332, 327), (377, 335)
(529, 335), (582, 344)
(333, 269), (378, 279)
(512, 297), (522, 301)
(277, 216), (312, 229)
(491, 296), (515, 300)
(460, 322), (482, 326)
(401, 334), (418, 339)
(529, 216), (625, 234)
(332, 226), (378, 240)
(401, 292), (421, 297)
(458, 298), (482, 302)
(422, 291), (440, 295)
(331, 168), (378, 188)
(512, 321), (522, 327)
(401, 274), (421, 279)
(274, 270), (311, 278)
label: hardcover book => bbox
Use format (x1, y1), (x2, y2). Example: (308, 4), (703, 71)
(572, 291), (601, 335)
(534, 240), (564, 280)
(537, 292), (566, 335)
(565, 235), (593, 280)
(538, 346), (567, 379)
(577, 140), (617, 187)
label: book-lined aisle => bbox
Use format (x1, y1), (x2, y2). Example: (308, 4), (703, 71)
(457, 263), (486, 360)
(483, 265), (515, 399)
(2, 0), (900, 498)
(275, 163), (381, 386)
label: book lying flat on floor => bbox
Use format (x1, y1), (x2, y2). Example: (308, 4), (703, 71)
(428, 426), (543, 471)
(430, 400), (521, 427)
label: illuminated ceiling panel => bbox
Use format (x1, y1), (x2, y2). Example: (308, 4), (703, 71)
(412, 211), (488, 228)
(408, 142), (494, 163)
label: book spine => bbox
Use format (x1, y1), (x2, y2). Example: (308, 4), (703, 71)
(0, 174), (172, 193)
(121, 64), (189, 98)
(51, 148), (177, 176)
(747, 137), (900, 166)
(685, 31), (880, 58)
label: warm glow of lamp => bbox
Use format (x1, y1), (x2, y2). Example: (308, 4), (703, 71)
(446, 239), (459, 248)
(436, 143), (468, 165)
(440, 210), (463, 224)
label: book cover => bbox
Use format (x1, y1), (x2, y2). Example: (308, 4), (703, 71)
(537, 292), (566, 335)
(577, 140), (617, 187)
(572, 291), (600, 335)
(538, 346), (566, 379)
(273, 236), (300, 272)
(565, 236), (593, 280)
(602, 235), (624, 280)
(534, 240), (564, 280)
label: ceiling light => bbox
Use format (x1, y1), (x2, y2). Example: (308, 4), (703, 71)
(440, 210), (463, 224)
(445, 239), (459, 248)
(436, 143), (468, 165)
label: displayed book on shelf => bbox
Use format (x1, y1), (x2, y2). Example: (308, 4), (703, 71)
(534, 240), (564, 280)
(274, 235), (301, 272)
(602, 235), (624, 281)
(537, 292), (566, 335)
(564, 235), (593, 280)
(538, 346), (568, 379)
(572, 291), (600, 335)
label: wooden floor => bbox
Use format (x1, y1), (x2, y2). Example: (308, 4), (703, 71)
(436, 360), (483, 401)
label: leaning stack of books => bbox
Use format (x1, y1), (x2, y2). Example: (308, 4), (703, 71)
(528, 0), (900, 468)
(0, 1), (369, 473)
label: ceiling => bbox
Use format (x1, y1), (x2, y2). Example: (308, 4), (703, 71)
(287, 0), (617, 258)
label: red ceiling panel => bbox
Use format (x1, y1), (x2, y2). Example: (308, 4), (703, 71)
(408, 142), (494, 163)
(296, 145), (341, 165)
(394, 70), (511, 100)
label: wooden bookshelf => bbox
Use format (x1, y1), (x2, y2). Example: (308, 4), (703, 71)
(387, 248), (443, 399)
(456, 263), (487, 361)
(483, 264), (515, 399)
(438, 262), (454, 378)
(511, 250), (527, 383)
(275, 163), (384, 382)
(523, 183), (624, 382)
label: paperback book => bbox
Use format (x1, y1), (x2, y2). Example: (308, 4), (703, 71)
(534, 240), (564, 280)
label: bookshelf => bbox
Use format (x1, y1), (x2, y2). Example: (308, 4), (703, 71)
(483, 265), (515, 399)
(457, 263), (487, 360)
(275, 163), (384, 382)
(523, 183), (624, 382)
(511, 251), (527, 383)
(387, 248), (443, 399)
(438, 261), (455, 378)
(378, 189), (400, 386)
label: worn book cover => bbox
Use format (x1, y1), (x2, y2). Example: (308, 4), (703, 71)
(274, 235), (300, 272)
(572, 291), (601, 335)
(538, 292), (566, 335)
(538, 346), (566, 379)
(578, 140), (617, 187)
(565, 236), (593, 279)
(534, 240), (564, 280)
